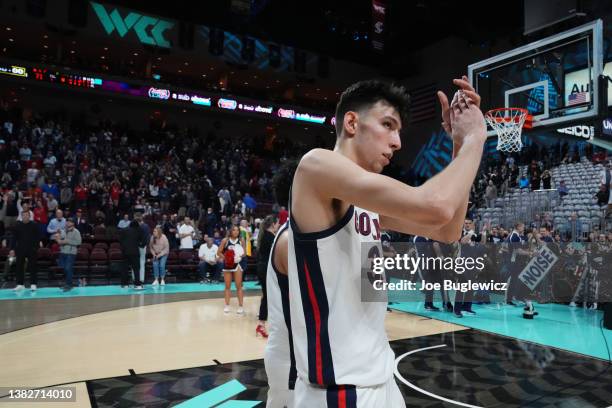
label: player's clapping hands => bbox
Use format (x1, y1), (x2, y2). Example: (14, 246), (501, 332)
(437, 75), (486, 146)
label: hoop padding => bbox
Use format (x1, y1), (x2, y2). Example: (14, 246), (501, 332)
(485, 108), (530, 153)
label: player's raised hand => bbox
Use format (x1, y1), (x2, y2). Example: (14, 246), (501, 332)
(438, 75), (481, 134)
(453, 76), (481, 107)
(449, 90), (486, 146)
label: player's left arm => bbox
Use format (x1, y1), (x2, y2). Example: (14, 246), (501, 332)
(438, 76), (481, 240)
(382, 77), (481, 239)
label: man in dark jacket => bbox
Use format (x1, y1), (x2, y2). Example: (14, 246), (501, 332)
(162, 214), (179, 249)
(12, 211), (41, 291)
(120, 220), (144, 289)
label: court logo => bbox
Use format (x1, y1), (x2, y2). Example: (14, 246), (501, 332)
(173, 379), (261, 407)
(90, 2), (174, 48)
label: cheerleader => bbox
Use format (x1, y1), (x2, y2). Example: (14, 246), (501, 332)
(218, 225), (246, 314)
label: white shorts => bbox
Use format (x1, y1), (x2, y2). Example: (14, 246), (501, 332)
(265, 354), (294, 407)
(266, 387), (293, 408)
(293, 377), (405, 408)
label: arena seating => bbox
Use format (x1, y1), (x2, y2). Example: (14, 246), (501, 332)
(476, 157), (609, 237)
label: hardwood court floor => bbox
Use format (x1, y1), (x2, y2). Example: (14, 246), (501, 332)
(0, 295), (466, 407)
(0, 290), (249, 335)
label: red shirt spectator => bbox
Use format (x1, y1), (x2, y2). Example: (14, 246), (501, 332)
(110, 183), (122, 201)
(33, 205), (48, 224)
(28, 185), (43, 200)
(75, 184), (88, 201)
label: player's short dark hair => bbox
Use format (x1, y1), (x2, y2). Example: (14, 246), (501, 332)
(334, 80), (410, 136)
(273, 159), (298, 207)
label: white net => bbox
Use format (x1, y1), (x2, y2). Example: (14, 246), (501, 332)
(485, 108), (528, 153)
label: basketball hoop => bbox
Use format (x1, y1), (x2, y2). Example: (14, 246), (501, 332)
(485, 108), (532, 153)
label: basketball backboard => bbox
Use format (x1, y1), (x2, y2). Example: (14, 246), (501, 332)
(469, 19), (604, 138)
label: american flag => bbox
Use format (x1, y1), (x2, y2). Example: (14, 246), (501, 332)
(568, 91), (588, 106)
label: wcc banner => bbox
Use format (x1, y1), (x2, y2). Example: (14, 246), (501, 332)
(360, 240), (612, 304)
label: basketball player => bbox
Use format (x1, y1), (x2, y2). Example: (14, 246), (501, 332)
(264, 160), (298, 408)
(288, 78), (486, 407)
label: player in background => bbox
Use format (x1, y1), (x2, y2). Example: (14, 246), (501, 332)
(264, 160), (298, 408)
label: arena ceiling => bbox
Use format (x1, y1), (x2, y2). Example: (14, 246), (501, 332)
(105, 0), (525, 73)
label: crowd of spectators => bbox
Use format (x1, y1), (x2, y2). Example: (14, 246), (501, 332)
(0, 109), (305, 239)
(0, 108), (303, 288)
(462, 217), (612, 245)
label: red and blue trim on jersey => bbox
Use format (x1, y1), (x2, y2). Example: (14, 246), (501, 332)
(294, 239), (336, 386)
(326, 385), (357, 408)
(289, 203), (354, 386)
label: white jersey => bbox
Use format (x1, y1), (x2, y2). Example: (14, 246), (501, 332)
(288, 204), (394, 388)
(264, 223), (296, 407)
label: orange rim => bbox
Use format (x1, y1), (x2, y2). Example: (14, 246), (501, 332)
(485, 107), (533, 128)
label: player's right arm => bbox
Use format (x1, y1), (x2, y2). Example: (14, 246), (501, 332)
(296, 143), (481, 242)
(296, 150), (445, 224)
(296, 103), (486, 243)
